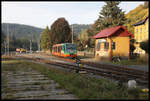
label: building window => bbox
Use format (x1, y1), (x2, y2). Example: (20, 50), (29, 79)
(143, 34), (145, 39)
(97, 42), (101, 51)
(136, 29), (138, 33)
(104, 42), (109, 50)
(145, 27), (146, 32)
(112, 42), (116, 50)
(140, 28), (142, 33)
(140, 34), (142, 40)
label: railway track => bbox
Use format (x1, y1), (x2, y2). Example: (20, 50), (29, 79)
(43, 55), (149, 81)
(20, 55), (149, 87)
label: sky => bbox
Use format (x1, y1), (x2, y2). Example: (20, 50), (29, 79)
(2, 1), (145, 29)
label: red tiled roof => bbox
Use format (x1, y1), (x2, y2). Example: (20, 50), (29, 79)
(93, 26), (133, 39)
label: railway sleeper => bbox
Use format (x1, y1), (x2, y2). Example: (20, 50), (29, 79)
(82, 62), (148, 75)
(31, 58), (149, 81)
(81, 62), (148, 78)
(31, 56), (148, 78)
(84, 67), (142, 80)
(20, 56), (149, 86)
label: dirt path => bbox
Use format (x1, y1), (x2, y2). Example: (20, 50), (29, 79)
(2, 64), (77, 100)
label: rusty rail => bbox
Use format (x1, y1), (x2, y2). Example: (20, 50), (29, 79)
(19, 55), (149, 86)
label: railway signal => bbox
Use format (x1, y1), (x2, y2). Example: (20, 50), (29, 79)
(75, 57), (86, 74)
(7, 23), (9, 56)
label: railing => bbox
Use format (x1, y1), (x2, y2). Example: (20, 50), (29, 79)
(77, 51), (95, 57)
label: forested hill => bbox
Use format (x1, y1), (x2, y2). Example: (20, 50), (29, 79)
(2, 23), (91, 39)
(2, 23), (44, 41)
(125, 2), (149, 34)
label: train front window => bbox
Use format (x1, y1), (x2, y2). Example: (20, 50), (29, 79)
(66, 44), (76, 50)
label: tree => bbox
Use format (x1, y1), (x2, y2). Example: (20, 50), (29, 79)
(50, 17), (71, 45)
(77, 29), (89, 50)
(1, 31), (6, 54)
(125, 3), (149, 35)
(140, 40), (149, 54)
(143, 1), (149, 9)
(87, 1), (127, 48)
(97, 1), (126, 30)
(9, 35), (17, 51)
(41, 26), (50, 51)
(130, 39), (136, 53)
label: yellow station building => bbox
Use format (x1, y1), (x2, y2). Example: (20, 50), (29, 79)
(93, 26), (133, 61)
(133, 16), (149, 54)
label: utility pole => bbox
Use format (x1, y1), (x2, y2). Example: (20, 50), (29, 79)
(72, 25), (73, 44)
(7, 23), (9, 56)
(30, 40), (32, 53)
(37, 38), (40, 51)
(38, 34), (41, 51)
(38, 40), (40, 51)
(4, 41), (7, 55)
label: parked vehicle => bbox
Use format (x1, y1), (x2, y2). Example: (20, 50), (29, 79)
(52, 43), (77, 58)
(16, 48), (26, 53)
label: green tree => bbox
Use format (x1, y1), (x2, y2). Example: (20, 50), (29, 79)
(50, 17), (71, 45)
(96, 1), (126, 31)
(143, 1), (149, 9)
(125, 3), (149, 35)
(80, 29), (89, 46)
(130, 39), (136, 53)
(1, 31), (6, 54)
(41, 26), (50, 51)
(87, 1), (127, 49)
(77, 29), (89, 51)
(9, 35), (17, 51)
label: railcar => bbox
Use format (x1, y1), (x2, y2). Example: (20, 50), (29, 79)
(20, 48), (26, 53)
(16, 48), (26, 53)
(16, 48), (21, 52)
(52, 43), (77, 58)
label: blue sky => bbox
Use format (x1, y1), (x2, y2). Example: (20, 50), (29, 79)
(2, 1), (145, 29)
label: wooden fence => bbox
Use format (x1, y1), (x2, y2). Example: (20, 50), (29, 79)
(77, 51), (95, 57)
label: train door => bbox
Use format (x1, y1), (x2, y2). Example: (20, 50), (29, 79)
(58, 46), (61, 56)
(60, 46), (62, 56)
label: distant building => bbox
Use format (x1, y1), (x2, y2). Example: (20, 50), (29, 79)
(133, 16), (149, 54)
(93, 26), (133, 61)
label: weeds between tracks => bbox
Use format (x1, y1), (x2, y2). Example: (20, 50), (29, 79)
(1, 57), (149, 100)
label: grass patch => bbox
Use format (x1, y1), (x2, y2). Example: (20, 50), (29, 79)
(77, 55), (94, 59)
(112, 59), (148, 66)
(1, 57), (149, 100)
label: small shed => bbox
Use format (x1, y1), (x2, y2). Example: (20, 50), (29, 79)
(93, 26), (133, 61)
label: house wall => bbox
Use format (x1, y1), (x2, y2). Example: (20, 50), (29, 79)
(95, 38), (109, 59)
(95, 37), (130, 61)
(111, 37), (130, 57)
(134, 18), (149, 54)
(134, 19), (149, 43)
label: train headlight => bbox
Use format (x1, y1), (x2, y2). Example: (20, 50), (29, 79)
(79, 64), (83, 68)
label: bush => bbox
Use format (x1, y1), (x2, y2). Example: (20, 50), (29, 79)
(127, 88), (141, 98)
(130, 39), (136, 53)
(140, 40), (149, 54)
(130, 53), (140, 59)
